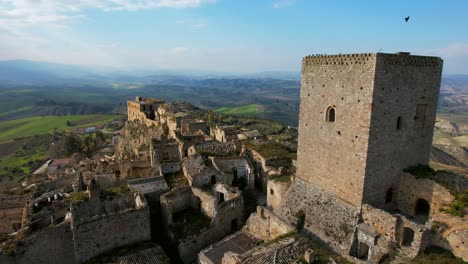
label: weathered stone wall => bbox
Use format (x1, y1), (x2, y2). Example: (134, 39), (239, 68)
(279, 178), (359, 254)
(213, 189), (243, 233)
(160, 188), (200, 226)
(15, 223), (75, 264)
(397, 172), (454, 219)
(248, 149), (283, 193)
(244, 206), (295, 242)
(267, 179), (291, 214)
(192, 187), (217, 219)
(396, 215), (428, 257)
(160, 162), (181, 175)
(178, 226), (226, 263)
(297, 54), (376, 206)
(39, 173), (76, 193)
(364, 53), (443, 207)
(127, 100), (144, 122)
(182, 154), (218, 188)
(0, 196), (28, 235)
(211, 157), (254, 189)
(297, 53), (443, 208)
(188, 141), (237, 157)
(361, 204), (398, 241)
(171, 186), (243, 264)
(152, 140), (181, 166)
(116, 120), (164, 160)
(72, 204), (151, 263)
(210, 126), (226, 143)
(181, 120), (208, 135)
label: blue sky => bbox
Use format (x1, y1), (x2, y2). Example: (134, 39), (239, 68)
(0, 0), (467, 74)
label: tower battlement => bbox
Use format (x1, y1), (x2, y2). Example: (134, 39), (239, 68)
(302, 53), (441, 68)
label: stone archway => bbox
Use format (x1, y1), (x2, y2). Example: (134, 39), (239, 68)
(415, 198), (430, 219)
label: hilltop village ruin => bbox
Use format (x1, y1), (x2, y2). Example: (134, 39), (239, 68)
(0, 52), (467, 264)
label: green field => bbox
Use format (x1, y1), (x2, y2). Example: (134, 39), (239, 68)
(215, 104), (263, 116)
(0, 115), (119, 143)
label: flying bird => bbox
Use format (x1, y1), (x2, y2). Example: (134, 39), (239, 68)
(405, 16), (410, 22)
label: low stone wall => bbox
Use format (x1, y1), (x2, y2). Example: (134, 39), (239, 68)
(178, 226), (226, 263)
(39, 173), (76, 193)
(244, 206), (295, 242)
(16, 223), (75, 264)
(72, 205), (151, 263)
(361, 204), (398, 240)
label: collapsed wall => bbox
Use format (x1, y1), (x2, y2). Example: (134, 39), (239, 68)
(116, 120), (165, 160)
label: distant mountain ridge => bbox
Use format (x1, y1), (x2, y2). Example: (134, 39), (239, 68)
(1, 59), (467, 88)
(0, 60), (301, 86)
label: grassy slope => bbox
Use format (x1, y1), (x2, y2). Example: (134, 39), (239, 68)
(215, 104), (263, 116)
(0, 115), (119, 143)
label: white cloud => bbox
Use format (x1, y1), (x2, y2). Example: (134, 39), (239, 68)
(168, 47), (190, 55)
(423, 43), (468, 58)
(272, 0), (295, 9)
(0, 0), (216, 28)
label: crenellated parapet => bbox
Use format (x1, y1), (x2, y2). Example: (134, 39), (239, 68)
(302, 52), (442, 67)
(303, 53), (375, 66)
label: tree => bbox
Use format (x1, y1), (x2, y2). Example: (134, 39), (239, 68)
(62, 134), (82, 156)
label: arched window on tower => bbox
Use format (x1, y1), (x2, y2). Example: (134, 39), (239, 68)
(326, 107), (336, 122)
(396, 116), (403, 130)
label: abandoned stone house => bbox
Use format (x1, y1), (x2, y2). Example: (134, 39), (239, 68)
(246, 148), (289, 193)
(47, 158), (74, 179)
(182, 153), (221, 187)
(150, 138), (183, 175)
(13, 179), (153, 264)
(160, 183), (243, 263)
(210, 126), (240, 143)
(127, 96), (165, 124)
(0, 196), (29, 237)
(210, 156), (254, 190)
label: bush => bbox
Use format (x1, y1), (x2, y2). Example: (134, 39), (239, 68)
(70, 191), (89, 203)
(413, 246), (466, 264)
(440, 191), (468, 217)
(403, 165), (435, 178)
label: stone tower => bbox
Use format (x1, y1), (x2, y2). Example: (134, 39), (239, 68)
(297, 52), (443, 208)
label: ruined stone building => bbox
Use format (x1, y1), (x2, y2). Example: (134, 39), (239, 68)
(160, 183), (243, 263)
(127, 96), (165, 124)
(0, 196), (29, 237)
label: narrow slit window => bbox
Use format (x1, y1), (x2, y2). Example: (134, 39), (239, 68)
(326, 107), (336, 122)
(396, 116), (403, 130)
